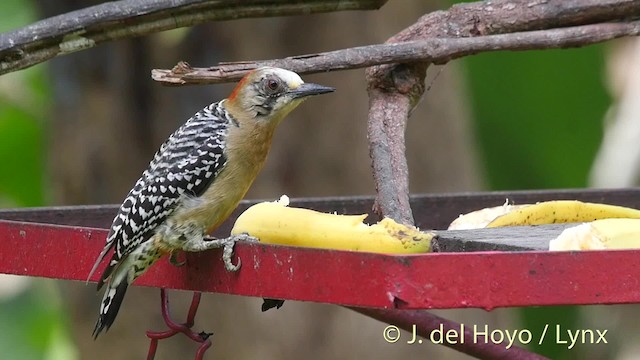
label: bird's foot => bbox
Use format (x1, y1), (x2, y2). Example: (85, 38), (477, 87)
(182, 233), (258, 272)
(219, 233), (258, 272)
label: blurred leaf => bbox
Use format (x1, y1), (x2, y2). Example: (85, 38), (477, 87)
(0, 0), (35, 33)
(0, 103), (44, 206)
(0, 3), (77, 360)
(0, 282), (78, 360)
(465, 46), (609, 189)
(0, 0), (46, 207)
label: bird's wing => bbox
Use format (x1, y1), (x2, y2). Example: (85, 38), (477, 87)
(88, 102), (234, 288)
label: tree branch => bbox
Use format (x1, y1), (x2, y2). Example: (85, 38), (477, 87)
(151, 1), (640, 85)
(0, 0), (387, 75)
(151, 21), (640, 85)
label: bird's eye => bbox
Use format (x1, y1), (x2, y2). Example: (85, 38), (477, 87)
(263, 77), (282, 95)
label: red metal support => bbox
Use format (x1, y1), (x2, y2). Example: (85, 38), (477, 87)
(1, 189), (640, 359)
(0, 219), (639, 310)
(146, 290), (211, 360)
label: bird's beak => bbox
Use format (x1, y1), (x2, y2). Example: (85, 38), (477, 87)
(288, 83), (335, 99)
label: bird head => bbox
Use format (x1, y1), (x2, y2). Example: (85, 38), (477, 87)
(226, 67), (334, 123)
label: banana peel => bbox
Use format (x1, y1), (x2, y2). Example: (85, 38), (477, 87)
(549, 218), (640, 251)
(449, 200), (640, 230)
(231, 195), (432, 254)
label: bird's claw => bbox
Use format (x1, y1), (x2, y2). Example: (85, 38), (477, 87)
(221, 237), (240, 271)
(220, 234), (258, 272)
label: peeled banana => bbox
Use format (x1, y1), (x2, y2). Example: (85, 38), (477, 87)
(549, 218), (640, 251)
(231, 195), (432, 254)
(448, 199), (526, 230)
(449, 200), (640, 229)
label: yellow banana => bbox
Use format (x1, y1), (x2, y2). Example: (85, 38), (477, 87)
(484, 200), (640, 228)
(549, 218), (640, 251)
(231, 195), (432, 253)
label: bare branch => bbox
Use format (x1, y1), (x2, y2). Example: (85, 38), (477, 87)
(152, 21), (640, 85)
(0, 0), (387, 75)
(152, 0), (640, 85)
(391, 0), (640, 40)
(366, 65), (421, 224)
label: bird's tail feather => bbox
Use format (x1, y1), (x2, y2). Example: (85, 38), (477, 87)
(93, 276), (129, 339)
(93, 240), (162, 338)
(87, 234), (116, 285)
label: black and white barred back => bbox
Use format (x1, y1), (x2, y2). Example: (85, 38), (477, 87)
(89, 100), (236, 336)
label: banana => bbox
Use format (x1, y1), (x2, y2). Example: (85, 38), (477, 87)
(448, 199), (528, 230)
(231, 195), (432, 253)
(486, 200), (640, 228)
(549, 218), (640, 251)
(449, 200), (640, 229)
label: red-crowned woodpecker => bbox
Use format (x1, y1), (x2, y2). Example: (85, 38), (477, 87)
(88, 67), (334, 338)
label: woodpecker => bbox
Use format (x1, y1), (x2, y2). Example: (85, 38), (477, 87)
(88, 67), (334, 338)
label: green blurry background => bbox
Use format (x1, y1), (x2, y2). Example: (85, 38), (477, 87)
(0, 1), (78, 359)
(0, 0), (618, 359)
